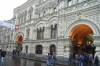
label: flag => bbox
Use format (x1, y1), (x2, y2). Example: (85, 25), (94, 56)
(15, 25), (20, 30)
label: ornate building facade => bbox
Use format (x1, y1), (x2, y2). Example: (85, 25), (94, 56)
(0, 0), (100, 60)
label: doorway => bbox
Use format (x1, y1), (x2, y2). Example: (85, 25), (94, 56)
(69, 24), (94, 57)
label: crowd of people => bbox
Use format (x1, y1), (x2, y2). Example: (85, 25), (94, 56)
(68, 52), (100, 66)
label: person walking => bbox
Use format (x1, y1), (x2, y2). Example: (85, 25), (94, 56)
(79, 54), (84, 66)
(89, 54), (93, 66)
(94, 55), (99, 66)
(68, 52), (73, 65)
(52, 52), (57, 66)
(75, 54), (79, 66)
(1, 49), (6, 62)
(47, 52), (52, 66)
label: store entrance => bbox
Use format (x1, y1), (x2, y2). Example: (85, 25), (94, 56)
(69, 24), (94, 58)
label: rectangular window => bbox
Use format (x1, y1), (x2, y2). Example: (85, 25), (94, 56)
(37, 28), (44, 39)
(78, 0), (82, 3)
(68, 0), (72, 6)
(51, 24), (57, 39)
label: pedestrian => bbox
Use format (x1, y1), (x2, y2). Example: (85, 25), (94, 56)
(13, 49), (16, 55)
(16, 50), (19, 56)
(52, 52), (57, 66)
(84, 53), (89, 66)
(1, 49), (6, 62)
(75, 54), (79, 66)
(47, 52), (52, 66)
(94, 55), (99, 66)
(88, 54), (93, 66)
(79, 54), (84, 66)
(68, 51), (73, 65)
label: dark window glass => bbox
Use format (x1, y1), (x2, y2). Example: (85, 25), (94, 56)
(37, 27), (44, 39)
(51, 24), (57, 39)
(35, 45), (43, 54)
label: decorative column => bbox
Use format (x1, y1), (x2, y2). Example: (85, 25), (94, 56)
(64, 37), (71, 60)
(32, 29), (37, 40)
(44, 27), (51, 39)
(93, 35), (100, 59)
(43, 44), (49, 55)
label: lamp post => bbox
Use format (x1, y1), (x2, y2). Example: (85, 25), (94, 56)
(91, 44), (96, 59)
(56, 0), (60, 56)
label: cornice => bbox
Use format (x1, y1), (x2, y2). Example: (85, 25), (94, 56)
(59, 4), (100, 18)
(23, 38), (68, 43)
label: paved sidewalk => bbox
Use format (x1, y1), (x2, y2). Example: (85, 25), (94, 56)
(8, 54), (76, 66)
(8, 55), (68, 65)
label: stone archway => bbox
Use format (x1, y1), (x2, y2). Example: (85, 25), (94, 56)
(69, 24), (93, 57)
(64, 20), (100, 59)
(50, 44), (56, 54)
(16, 34), (23, 52)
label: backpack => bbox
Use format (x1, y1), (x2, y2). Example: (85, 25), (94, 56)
(84, 54), (88, 61)
(48, 53), (52, 59)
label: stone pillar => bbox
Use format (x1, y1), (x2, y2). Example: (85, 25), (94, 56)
(44, 27), (51, 39)
(43, 44), (49, 55)
(30, 27), (33, 40)
(64, 37), (71, 60)
(32, 29), (37, 40)
(93, 35), (100, 59)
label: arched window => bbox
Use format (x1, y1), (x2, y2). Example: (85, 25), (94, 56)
(26, 27), (30, 39)
(54, 8), (57, 12)
(50, 44), (56, 54)
(25, 45), (28, 53)
(37, 27), (44, 39)
(35, 45), (43, 54)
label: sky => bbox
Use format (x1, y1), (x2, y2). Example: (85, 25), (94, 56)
(0, 0), (27, 21)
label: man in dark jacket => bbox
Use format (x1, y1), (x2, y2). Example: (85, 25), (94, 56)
(1, 49), (6, 62)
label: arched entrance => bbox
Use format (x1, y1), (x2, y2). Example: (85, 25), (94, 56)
(16, 34), (23, 52)
(50, 44), (56, 55)
(35, 45), (43, 54)
(69, 24), (94, 57)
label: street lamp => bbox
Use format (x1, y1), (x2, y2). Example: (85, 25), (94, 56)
(91, 44), (96, 59)
(55, 0), (59, 55)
